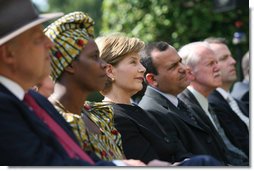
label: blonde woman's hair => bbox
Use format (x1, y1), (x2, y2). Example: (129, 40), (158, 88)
(95, 33), (145, 94)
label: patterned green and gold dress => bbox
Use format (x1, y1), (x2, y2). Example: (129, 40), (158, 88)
(51, 99), (125, 161)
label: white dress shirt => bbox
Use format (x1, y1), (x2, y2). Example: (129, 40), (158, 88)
(149, 86), (178, 107)
(0, 76), (25, 100)
(187, 86), (218, 130)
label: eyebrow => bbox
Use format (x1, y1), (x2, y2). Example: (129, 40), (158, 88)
(166, 58), (181, 68)
(218, 54), (228, 60)
(88, 49), (99, 55)
(128, 56), (140, 61)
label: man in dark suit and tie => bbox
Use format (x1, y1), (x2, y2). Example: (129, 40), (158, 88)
(139, 41), (228, 165)
(204, 38), (249, 159)
(177, 41), (248, 165)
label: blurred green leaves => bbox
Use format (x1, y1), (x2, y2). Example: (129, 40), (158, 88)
(101, 0), (248, 51)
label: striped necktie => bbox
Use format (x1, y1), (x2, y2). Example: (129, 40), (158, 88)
(226, 95), (249, 129)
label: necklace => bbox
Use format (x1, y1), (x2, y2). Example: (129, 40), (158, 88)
(50, 97), (71, 114)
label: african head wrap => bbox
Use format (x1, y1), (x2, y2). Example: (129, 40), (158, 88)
(44, 11), (94, 81)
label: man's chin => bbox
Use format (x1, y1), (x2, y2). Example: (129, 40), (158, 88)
(184, 80), (191, 87)
(228, 76), (237, 83)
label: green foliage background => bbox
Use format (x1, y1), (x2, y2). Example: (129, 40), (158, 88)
(47, 0), (103, 36)
(101, 0), (249, 81)
(46, 0), (248, 49)
(101, 0), (248, 51)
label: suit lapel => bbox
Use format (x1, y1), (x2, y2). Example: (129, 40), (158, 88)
(0, 84), (61, 141)
(213, 90), (248, 116)
(179, 89), (220, 133)
(0, 84), (47, 127)
(235, 99), (249, 117)
(210, 90), (229, 106)
(146, 87), (205, 131)
(181, 89), (204, 110)
(0, 83), (20, 100)
(211, 90), (239, 115)
(144, 87), (170, 110)
(180, 90), (214, 126)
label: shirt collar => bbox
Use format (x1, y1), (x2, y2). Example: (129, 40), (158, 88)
(216, 87), (230, 100)
(243, 79), (249, 84)
(187, 86), (209, 113)
(149, 86), (178, 107)
(0, 76), (25, 100)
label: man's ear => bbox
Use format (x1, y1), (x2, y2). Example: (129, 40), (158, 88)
(0, 44), (16, 64)
(145, 73), (158, 87)
(186, 67), (195, 81)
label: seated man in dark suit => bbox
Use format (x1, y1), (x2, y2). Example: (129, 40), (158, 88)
(138, 41), (228, 165)
(204, 38), (249, 159)
(0, 0), (143, 166)
(178, 41), (248, 165)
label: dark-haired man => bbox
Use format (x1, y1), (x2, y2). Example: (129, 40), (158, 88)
(139, 41), (228, 165)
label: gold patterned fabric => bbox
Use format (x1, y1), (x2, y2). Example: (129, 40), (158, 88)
(51, 99), (125, 160)
(44, 11), (94, 81)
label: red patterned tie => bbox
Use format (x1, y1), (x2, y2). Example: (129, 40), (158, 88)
(24, 93), (95, 164)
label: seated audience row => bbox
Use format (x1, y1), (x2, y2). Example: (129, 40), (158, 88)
(0, 0), (248, 166)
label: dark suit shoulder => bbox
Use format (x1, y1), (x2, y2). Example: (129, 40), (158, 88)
(139, 88), (228, 163)
(112, 103), (191, 163)
(0, 88), (113, 165)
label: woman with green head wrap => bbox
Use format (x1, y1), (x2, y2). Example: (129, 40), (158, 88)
(44, 11), (125, 161)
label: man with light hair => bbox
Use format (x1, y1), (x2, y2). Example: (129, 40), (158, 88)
(178, 41), (248, 166)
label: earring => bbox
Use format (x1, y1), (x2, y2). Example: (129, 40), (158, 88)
(111, 77), (115, 82)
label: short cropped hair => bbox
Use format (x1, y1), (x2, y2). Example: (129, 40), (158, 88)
(140, 41), (170, 76)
